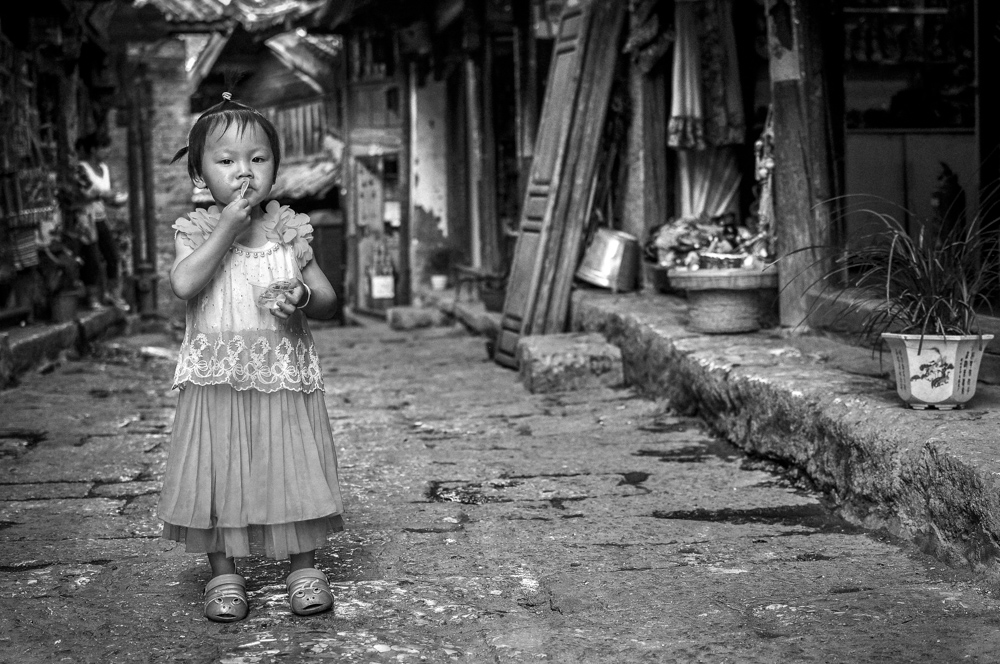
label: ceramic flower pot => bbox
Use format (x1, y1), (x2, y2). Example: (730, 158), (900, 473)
(430, 274), (448, 291)
(881, 333), (994, 410)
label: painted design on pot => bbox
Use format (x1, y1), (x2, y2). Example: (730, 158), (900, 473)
(910, 347), (954, 388)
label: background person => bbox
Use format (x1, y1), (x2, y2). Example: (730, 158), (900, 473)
(75, 132), (129, 311)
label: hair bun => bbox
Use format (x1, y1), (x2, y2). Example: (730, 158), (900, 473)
(222, 92), (232, 101)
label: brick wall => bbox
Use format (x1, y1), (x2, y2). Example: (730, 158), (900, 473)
(147, 40), (198, 321)
(103, 39), (196, 321)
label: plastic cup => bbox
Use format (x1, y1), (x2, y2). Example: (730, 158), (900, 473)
(251, 279), (294, 310)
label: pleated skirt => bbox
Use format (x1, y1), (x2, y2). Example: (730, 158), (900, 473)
(158, 383), (345, 560)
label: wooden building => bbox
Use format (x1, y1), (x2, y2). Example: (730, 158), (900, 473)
(320, 0), (1000, 348)
(0, 1), (137, 326)
(314, 0), (556, 317)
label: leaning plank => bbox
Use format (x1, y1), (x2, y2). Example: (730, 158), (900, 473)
(531, 0), (627, 335)
(494, 0), (593, 369)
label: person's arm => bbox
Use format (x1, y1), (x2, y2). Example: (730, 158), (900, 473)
(170, 199), (252, 300)
(271, 259), (338, 320)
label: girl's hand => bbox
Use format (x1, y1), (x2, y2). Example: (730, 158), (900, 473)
(216, 198), (252, 240)
(269, 278), (307, 320)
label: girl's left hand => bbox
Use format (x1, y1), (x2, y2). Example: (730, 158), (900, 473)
(270, 279), (307, 319)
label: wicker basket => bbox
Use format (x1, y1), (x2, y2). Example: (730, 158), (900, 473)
(668, 268), (779, 334)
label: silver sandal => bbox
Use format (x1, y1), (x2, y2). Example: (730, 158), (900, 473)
(286, 568), (334, 616)
(204, 573), (248, 623)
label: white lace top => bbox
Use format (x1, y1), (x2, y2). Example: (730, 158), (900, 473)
(171, 203), (323, 393)
(79, 161), (110, 221)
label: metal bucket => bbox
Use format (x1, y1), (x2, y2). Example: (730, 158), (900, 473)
(575, 228), (640, 292)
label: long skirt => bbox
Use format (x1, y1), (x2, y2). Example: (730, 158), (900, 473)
(158, 383), (345, 560)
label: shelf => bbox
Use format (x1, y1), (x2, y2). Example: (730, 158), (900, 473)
(844, 7), (949, 15)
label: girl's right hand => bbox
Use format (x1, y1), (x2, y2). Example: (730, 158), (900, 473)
(217, 198), (252, 239)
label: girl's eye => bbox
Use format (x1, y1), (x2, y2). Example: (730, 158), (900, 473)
(219, 159), (233, 165)
(253, 156), (268, 163)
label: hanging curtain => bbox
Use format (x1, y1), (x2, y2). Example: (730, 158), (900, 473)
(668, 0), (745, 220)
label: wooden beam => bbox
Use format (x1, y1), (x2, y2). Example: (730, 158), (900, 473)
(494, 0), (592, 368)
(533, 0), (627, 335)
(768, 0), (839, 328)
(479, 32), (502, 275)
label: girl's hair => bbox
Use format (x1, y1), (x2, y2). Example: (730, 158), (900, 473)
(171, 93), (281, 180)
(75, 132), (111, 157)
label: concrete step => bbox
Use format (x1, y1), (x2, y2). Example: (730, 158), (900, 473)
(516, 332), (624, 394)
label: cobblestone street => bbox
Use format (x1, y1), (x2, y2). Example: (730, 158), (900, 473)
(3, 318), (1000, 663)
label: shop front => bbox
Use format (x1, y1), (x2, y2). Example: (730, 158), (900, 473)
(842, 0), (977, 249)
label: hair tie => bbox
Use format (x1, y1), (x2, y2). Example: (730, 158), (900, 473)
(222, 92), (232, 101)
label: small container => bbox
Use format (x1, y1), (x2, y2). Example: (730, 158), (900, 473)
(575, 228), (640, 292)
(251, 279), (294, 309)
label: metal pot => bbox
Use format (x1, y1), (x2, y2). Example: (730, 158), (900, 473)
(575, 228), (640, 292)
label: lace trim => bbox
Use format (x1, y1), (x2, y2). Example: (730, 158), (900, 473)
(172, 332), (324, 393)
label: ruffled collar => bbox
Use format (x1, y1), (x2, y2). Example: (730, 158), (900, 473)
(173, 200), (314, 267)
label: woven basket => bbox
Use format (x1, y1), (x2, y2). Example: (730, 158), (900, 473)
(668, 268), (779, 334)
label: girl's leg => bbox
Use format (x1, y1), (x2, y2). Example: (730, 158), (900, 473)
(95, 221), (129, 310)
(204, 553), (247, 622)
(77, 241), (104, 309)
(288, 550), (316, 573)
(286, 549), (333, 615)
(208, 551), (237, 578)
(95, 221), (119, 281)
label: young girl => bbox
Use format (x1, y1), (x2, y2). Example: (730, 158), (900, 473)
(75, 133), (129, 311)
(158, 92), (344, 623)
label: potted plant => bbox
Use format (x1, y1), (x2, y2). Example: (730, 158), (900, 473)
(647, 212), (777, 333)
(426, 245), (452, 291)
(793, 210), (997, 410)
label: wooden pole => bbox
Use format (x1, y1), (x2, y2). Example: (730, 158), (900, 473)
(126, 95), (145, 279)
(512, 0), (538, 204)
(479, 32), (502, 275)
(767, 0), (839, 328)
(398, 58), (412, 305)
(137, 74), (158, 315)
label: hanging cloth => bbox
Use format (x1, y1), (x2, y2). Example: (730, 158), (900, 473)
(667, 0), (705, 150)
(669, 0), (746, 219)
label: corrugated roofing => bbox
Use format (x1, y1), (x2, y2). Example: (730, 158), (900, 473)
(134, 0), (327, 30)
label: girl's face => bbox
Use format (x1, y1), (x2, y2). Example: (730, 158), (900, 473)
(194, 122), (275, 209)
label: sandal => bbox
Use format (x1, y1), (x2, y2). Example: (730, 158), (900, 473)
(204, 573), (249, 623)
(286, 568), (334, 616)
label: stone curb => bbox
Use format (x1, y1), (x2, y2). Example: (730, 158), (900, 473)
(0, 307), (129, 387)
(419, 289), (501, 340)
(565, 288), (1000, 578)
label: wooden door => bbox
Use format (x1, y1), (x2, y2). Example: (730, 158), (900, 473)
(353, 157), (387, 313)
(494, 0), (591, 368)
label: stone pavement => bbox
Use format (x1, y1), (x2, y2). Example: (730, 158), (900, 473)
(566, 288), (1000, 578)
(427, 285), (1000, 582)
(4, 315), (1000, 662)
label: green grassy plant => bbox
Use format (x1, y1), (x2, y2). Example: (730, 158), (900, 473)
(783, 196), (1000, 346)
